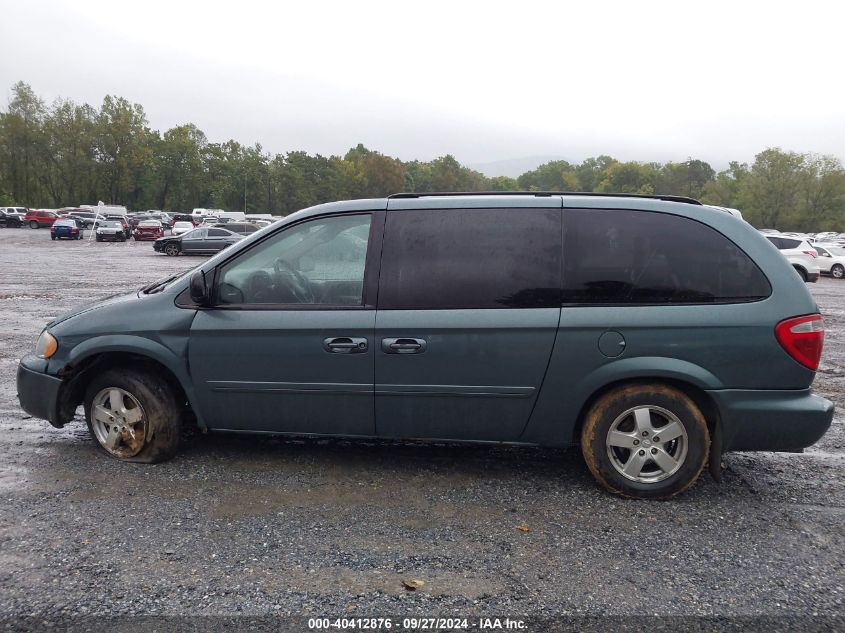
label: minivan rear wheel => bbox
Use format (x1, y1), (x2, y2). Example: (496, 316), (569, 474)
(83, 368), (181, 463)
(581, 384), (709, 499)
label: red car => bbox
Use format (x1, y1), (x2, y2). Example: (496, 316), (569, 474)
(24, 209), (58, 228)
(133, 220), (164, 241)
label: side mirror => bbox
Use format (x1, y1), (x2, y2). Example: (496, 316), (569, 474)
(190, 270), (210, 305)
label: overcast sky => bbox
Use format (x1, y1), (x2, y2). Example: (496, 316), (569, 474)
(2, 0), (844, 174)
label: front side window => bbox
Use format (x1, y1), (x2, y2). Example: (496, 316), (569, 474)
(184, 228), (206, 240)
(562, 209), (771, 304)
(216, 213), (372, 306)
(378, 208), (561, 310)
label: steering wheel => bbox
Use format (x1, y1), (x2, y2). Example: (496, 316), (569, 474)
(273, 258), (314, 303)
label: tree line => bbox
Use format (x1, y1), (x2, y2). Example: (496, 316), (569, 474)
(1, 81), (844, 231)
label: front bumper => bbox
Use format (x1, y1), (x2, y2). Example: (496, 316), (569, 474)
(709, 388), (834, 451)
(17, 354), (64, 427)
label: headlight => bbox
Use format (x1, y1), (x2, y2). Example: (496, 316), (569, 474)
(35, 331), (58, 359)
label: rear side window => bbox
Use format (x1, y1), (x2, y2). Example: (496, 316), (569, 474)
(379, 208), (561, 309)
(780, 238), (802, 249)
(562, 209), (771, 304)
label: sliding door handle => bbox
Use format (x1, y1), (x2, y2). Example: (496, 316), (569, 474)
(381, 337), (427, 354)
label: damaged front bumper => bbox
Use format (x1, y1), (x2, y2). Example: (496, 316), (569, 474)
(17, 354), (65, 427)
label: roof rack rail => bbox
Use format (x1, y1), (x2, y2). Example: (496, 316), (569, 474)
(387, 191), (702, 205)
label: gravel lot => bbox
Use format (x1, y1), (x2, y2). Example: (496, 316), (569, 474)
(0, 228), (843, 628)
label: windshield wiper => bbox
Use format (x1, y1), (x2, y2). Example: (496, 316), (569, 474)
(141, 273), (179, 294)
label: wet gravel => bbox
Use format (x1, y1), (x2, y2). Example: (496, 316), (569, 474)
(0, 228), (843, 626)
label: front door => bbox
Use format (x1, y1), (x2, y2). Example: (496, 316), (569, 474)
(188, 211), (382, 435)
(374, 205), (562, 441)
(181, 227), (207, 253)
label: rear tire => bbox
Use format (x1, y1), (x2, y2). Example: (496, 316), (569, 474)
(795, 267), (808, 282)
(581, 383), (709, 499)
(832, 264), (844, 279)
(50, 235), (56, 241)
(84, 368), (182, 463)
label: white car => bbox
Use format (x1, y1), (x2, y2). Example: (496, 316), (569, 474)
(172, 221), (194, 236)
(765, 235), (820, 282)
(812, 243), (845, 279)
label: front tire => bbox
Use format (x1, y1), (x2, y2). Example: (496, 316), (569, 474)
(164, 242), (180, 256)
(581, 383), (709, 499)
(832, 264), (844, 279)
(84, 368), (182, 463)
(29, 220), (39, 229)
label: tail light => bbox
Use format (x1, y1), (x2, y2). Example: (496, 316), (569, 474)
(802, 250), (817, 258)
(775, 314), (824, 370)
(71, 228), (78, 233)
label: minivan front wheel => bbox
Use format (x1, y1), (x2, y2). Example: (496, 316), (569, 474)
(83, 368), (181, 463)
(581, 384), (709, 499)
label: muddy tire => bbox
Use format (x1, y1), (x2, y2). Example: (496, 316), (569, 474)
(581, 383), (709, 500)
(83, 368), (181, 463)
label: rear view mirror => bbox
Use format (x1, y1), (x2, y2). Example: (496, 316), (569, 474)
(190, 270), (210, 305)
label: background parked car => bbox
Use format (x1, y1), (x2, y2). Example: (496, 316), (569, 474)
(50, 218), (83, 240)
(812, 243), (845, 279)
(133, 220), (164, 241)
(0, 209), (24, 228)
(170, 213), (196, 226)
(1, 207), (28, 224)
(104, 214), (131, 238)
(212, 221), (259, 236)
(24, 209), (58, 228)
(66, 211), (106, 229)
(153, 226), (243, 256)
(765, 235), (820, 282)
(171, 221), (194, 236)
(96, 220), (128, 242)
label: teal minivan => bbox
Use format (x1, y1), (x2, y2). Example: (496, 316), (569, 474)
(16, 193), (834, 498)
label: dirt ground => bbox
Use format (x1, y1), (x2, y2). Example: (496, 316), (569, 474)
(0, 227), (842, 627)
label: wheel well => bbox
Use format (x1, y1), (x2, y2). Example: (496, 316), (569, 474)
(56, 352), (192, 426)
(572, 377), (720, 444)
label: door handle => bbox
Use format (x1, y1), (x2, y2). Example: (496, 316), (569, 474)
(323, 337), (368, 354)
(381, 337), (427, 354)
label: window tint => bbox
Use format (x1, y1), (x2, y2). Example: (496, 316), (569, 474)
(217, 214), (372, 306)
(379, 208), (561, 310)
(208, 228), (229, 237)
(780, 238), (802, 249)
(562, 209), (770, 304)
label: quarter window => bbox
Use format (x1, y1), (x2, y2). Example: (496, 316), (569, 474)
(562, 209), (771, 304)
(216, 214), (372, 306)
(378, 208), (561, 309)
